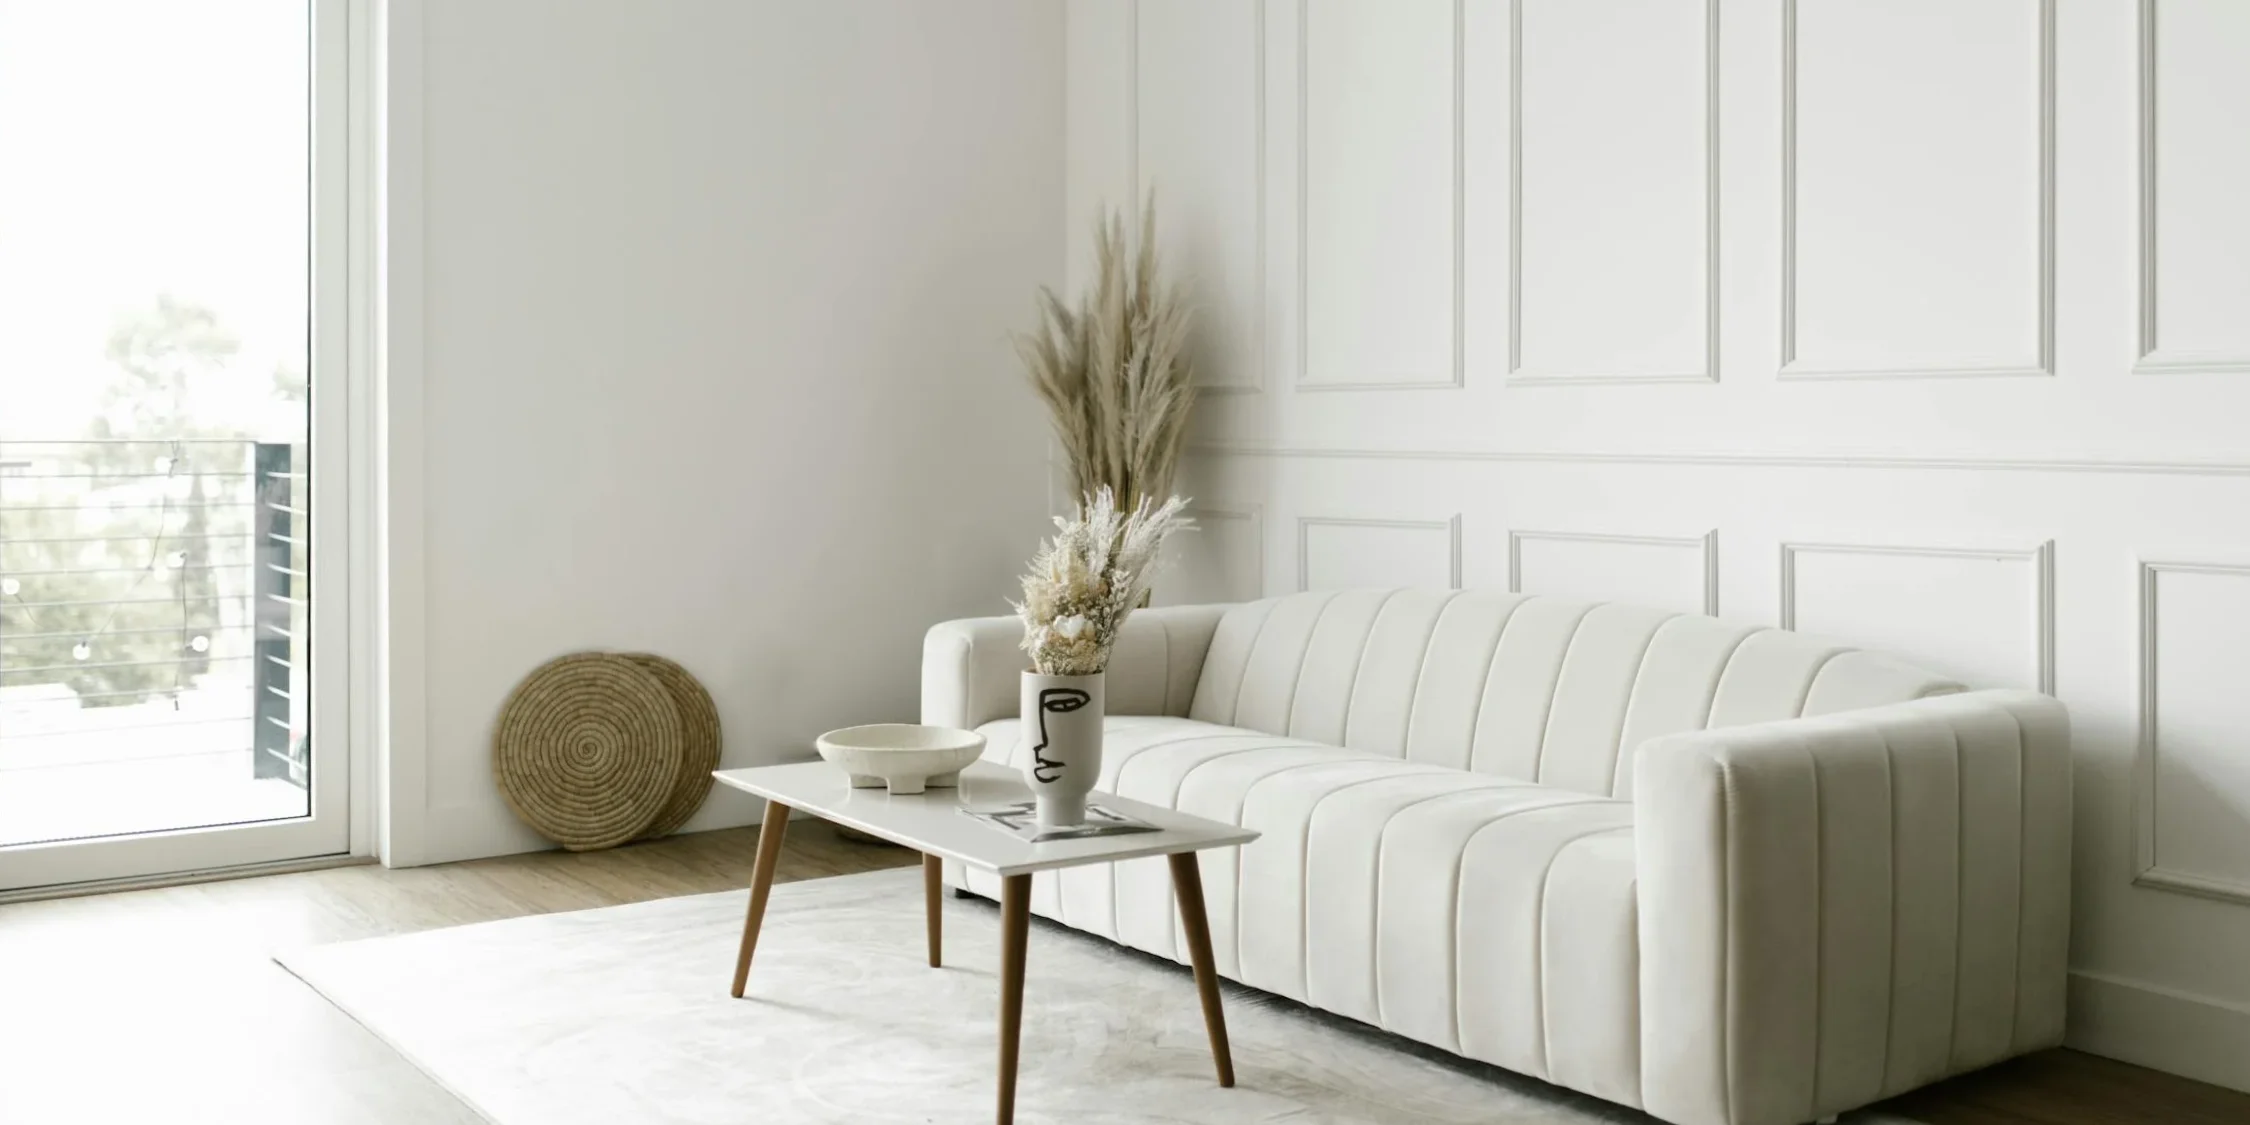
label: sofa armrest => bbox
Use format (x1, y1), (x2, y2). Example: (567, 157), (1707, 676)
(919, 603), (1231, 734)
(1634, 690), (2071, 1125)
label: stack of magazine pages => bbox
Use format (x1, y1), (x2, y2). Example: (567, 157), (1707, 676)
(960, 801), (1158, 843)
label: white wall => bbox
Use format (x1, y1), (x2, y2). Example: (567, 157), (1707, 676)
(1084, 0), (2250, 1093)
(383, 0), (1062, 864)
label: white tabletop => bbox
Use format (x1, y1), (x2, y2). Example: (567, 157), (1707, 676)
(712, 760), (1259, 877)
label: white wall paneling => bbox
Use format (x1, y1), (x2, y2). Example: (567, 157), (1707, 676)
(1191, 441), (2250, 476)
(1066, 0), (1135, 295)
(1297, 0), (1460, 391)
(1134, 0), (1265, 393)
(1296, 514), (1462, 591)
(2135, 560), (2250, 905)
(1780, 540), (2055, 693)
(1780, 0), (2055, 380)
(1162, 503), (1266, 606)
(1090, 0), (2250, 1089)
(1507, 529), (1717, 615)
(1508, 0), (1716, 385)
(2135, 0), (2250, 375)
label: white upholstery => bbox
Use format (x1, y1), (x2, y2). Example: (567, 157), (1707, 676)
(921, 591), (2072, 1125)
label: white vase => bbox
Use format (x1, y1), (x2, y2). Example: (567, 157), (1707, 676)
(1020, 670), (1103, 827)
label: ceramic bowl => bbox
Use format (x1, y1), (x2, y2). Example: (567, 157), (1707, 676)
(815, 724), (986, 795)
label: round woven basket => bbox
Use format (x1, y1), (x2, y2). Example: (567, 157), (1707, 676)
(625, 652), (722, 839)
(493, 653), (683, 852)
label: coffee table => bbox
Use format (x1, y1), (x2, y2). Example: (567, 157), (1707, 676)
(711, 759), (1259, 1124)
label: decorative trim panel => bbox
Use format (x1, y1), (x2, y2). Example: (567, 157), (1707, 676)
(1293, 0), (1465, 392)
(2133, 558), (2250, 905)
(1779, 539), (2056, 693)
(1188, 441), (2250, 478)
(1506, 0), (1719, 386)
(1294, 513), (1463, 591)
(1778, 0), (2057, 381)
(1182, 501), (1268, 602)
(1131, 0), (1267, 394)
(2133, 0), (2250, 375)
(1506, 528), (1719, 615)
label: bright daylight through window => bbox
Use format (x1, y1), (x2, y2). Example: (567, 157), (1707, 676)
(0, 1), (314, 848)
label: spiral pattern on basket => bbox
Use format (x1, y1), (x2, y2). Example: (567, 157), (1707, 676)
(625, 653), (722, 840)
(493, 653), (684, 852)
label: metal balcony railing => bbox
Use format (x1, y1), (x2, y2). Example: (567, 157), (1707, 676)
(0, 439), (308, 807)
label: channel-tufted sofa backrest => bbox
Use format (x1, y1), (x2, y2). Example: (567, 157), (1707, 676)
(1186, 589), (1962, 799)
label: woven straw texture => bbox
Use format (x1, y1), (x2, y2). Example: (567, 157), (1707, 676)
(625, 653), (722, 839)
(493, 653), (684, 852)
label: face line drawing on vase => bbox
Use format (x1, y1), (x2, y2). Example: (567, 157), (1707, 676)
(1030, 686), (1091, 784)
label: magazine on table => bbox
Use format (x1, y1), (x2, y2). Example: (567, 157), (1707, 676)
(960, 800), (1158, 843)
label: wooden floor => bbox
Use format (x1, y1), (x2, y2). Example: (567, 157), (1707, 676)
(0, 823), (2239, 1125)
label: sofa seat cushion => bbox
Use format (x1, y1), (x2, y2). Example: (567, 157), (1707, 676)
(970, 716), (1643, 1105)
(977, 714), (1387, 798)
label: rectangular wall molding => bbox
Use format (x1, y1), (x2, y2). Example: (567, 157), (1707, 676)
(1173, 502), (1267, 603)
(1778, 0), (2056, 380)
(1780, 539), (2056, 693)
(1186, 440), (2250, 478)
(2133, 0), (2250, 375)
(1506, 528), (1719, 615)
(1131, 0), (1267, 394)
(2134, 558), (2250, 905)
(1294, 0), (1464, 392)
(1506, 0), (1719, 386)
(1295, 513), (1463, 591)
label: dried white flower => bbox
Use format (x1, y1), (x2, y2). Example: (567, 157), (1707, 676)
(1012, 487), (1194, 677)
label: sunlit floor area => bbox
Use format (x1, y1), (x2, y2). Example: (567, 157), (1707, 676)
(0, 821), (908, 1125)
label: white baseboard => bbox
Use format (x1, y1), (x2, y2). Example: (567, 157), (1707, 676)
(2068, 969), (2250, 1094)
(409, 809), (550, 866)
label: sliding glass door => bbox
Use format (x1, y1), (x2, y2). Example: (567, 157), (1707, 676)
(0, 0), (354, 891)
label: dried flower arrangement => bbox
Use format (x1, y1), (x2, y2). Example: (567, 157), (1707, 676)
(1014, 487), (1194, 677)
(1014, 193), (1197, 512)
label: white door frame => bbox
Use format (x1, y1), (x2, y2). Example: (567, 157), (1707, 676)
(369, 0), (432, 869)
(0, 0), (374, 893)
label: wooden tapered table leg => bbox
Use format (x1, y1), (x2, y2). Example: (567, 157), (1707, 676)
(728, 799), (792, 998)
(1168, 852), (1235, 1087)
(923, 853), (944, 968)
(996, 873), (1032, 1125)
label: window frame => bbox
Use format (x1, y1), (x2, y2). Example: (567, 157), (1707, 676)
(0, 0), (371, 895)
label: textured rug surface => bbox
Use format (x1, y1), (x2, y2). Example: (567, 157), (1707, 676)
(278, 867), (1913, 1125)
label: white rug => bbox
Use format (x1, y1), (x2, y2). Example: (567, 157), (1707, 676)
(278, 868), (1913, 1125)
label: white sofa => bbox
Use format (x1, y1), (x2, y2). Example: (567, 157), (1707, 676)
(922, 590), (2071, 1125)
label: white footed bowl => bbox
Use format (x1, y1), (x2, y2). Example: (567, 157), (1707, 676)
(814, 724), (986, 795)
